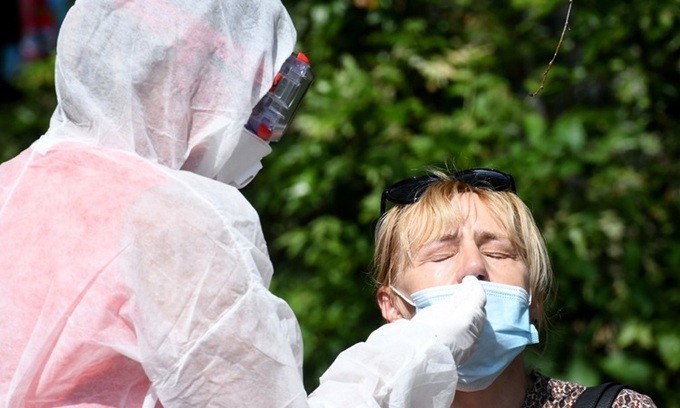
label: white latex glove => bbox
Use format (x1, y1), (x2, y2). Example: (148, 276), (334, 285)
(410, 276), (487, 365)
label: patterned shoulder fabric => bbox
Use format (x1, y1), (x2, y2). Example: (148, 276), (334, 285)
(522, 371), (657, 408)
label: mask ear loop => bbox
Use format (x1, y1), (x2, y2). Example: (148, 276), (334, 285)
(528, 289), (540, 327)
(390, 285), (416, 307)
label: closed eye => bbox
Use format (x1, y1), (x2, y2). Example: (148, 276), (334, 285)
(480, 241), (518, 260)
(483, 250), (515, 259)
(430, 252), (455, 262)
(417, 235), (460, 264)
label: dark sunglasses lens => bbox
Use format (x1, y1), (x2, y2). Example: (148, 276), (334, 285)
(384, 176), (438, 204)
(455, 169), (516, 192)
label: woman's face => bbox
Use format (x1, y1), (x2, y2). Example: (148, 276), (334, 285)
(381, 192), (530, 320)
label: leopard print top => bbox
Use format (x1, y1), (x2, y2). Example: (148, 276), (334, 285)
(522, 371), (657, 407)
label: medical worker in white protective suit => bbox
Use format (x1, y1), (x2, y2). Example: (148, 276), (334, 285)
(0, 0), (487, 406)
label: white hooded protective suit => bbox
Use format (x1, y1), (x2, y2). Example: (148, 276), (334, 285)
(0, 0), (465, 407)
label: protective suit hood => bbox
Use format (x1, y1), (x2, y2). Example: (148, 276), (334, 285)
(36, 0), (296, 184)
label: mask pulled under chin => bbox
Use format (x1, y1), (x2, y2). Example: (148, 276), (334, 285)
(217, 127), (272, 189)
(410, 281), (539, 392)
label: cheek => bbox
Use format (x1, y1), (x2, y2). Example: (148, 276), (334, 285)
(487, 259), (530, 289)
(401, 262), (458, 292)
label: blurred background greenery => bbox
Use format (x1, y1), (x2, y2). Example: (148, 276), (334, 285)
(1, 0), (678, 406)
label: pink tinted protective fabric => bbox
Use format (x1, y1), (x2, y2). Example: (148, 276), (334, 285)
(0, 142), (307, 406)
(0, 0), (307, 405)
(0, 146), (163, 406)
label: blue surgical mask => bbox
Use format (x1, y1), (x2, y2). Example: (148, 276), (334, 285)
(409, 281), (538, 392)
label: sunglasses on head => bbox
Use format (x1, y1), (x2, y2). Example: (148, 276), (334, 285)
(380, 168), (516, 214)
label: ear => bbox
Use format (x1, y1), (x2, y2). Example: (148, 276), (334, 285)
(377, 286), (407, 322)
(529, 300), (541, 325)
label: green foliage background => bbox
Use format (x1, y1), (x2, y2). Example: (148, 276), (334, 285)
(2, 0), (678, 405)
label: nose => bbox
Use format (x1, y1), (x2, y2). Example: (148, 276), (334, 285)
(456, 242), (488, 282)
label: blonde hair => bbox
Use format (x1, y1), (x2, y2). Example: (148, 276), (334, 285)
(374, 173), (553, 325)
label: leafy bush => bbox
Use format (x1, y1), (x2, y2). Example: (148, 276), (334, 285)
(3, 1), (678, 405)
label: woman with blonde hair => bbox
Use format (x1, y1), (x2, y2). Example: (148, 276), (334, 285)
(371, 167), (656, 407)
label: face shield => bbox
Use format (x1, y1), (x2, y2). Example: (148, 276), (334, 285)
(222, 52), (314, 189)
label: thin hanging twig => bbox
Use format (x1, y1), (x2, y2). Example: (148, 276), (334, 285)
(530, 0), (573, 97)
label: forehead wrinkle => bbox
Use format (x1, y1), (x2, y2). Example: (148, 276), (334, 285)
(427, 233), (459, 247)
(474, 230), (508, 244)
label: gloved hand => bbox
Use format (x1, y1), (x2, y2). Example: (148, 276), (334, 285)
(410, 276), (487, 365)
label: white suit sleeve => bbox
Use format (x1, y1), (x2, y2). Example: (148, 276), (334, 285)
(122, 180), (308, 407)
(307, 319), (458, 408)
